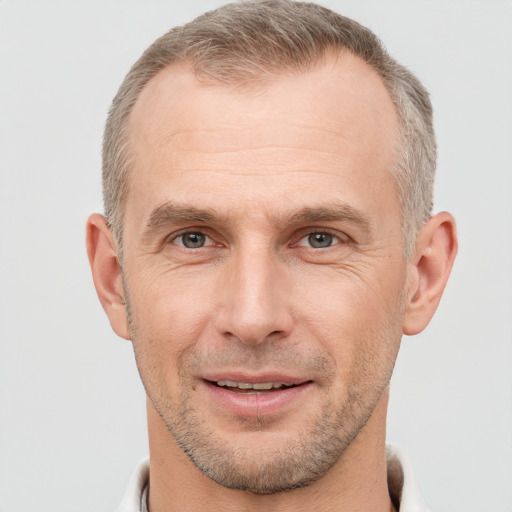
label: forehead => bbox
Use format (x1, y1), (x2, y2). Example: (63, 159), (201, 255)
(126, 52), (400, 228)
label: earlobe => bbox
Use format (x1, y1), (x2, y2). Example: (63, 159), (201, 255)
(403, 212), (458, 336)
(86, 214), (131, 340)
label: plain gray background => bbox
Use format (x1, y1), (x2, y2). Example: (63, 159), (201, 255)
(0, 1), (511, 511)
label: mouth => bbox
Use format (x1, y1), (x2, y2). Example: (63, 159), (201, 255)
(208, 380), (302, 394)
(200, 375), (313, 417)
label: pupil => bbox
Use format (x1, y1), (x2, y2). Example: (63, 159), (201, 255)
(309, 232), (333, 248)
(183, 232), (205, 248)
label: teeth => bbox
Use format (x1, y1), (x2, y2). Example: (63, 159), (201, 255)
(253, 383), (275, 390)
(216, 380), (293, 390)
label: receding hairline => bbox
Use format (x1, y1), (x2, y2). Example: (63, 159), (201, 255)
(123, 47), (401, 187)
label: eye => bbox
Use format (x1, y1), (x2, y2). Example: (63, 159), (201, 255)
(297, 231), (341, 249)
(173, 231), (212, 249)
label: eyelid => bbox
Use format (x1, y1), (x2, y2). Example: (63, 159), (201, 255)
(294, 229), (349, 247)
(168, 228), (216, 248)
(162, 227), (350, 250)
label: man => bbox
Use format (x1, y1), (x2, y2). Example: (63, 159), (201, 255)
(86, 1), (457, 510)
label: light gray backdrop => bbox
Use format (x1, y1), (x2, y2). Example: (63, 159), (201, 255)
(0, 1), (511, 511)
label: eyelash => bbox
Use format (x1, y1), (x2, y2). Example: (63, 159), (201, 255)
(295, 230), (347, 249)
(171, 230), (216, 249)
(168, 229), (348, 250)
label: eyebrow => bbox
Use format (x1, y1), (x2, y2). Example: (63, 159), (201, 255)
(141, 200), (372, 241)
(141, 202), (223, 240)
(285, 204), (371, 230)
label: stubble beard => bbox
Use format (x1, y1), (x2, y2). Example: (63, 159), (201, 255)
(124, 285), (404, 494)
(162, 384), (382, 494)
(130, 339), (400, 494)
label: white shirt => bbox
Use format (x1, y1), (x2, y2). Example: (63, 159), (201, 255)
(116, 445), (430, 512)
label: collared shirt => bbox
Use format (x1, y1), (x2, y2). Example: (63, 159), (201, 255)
(116, 445), (430, 512)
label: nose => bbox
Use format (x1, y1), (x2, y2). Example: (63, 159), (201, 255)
(214, 244), (294, 345)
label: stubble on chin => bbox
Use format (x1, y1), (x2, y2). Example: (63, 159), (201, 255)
(144, 349), (391, 495)
(124, 279), (405, 494)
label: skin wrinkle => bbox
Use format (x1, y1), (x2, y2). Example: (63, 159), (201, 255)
(155, 146), (352, 157)
(161, 125), (374, 152)
(145, 168), (364, 178)
(135, 234), (388, 291)
(161, 123), (355, 139)
(132, 202), (400, 335)
(145, 145), (369, 170)
(144, 133), (381, 168)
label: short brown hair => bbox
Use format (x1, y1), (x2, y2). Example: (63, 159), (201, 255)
(103, 0), (436, 257)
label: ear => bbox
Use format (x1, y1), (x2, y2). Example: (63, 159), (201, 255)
(86, 213), (130, 340)
(403, 212), (458, 336)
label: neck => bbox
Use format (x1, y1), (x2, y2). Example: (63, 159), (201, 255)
(146, 390), (393, 512)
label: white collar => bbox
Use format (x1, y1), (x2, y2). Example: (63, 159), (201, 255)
(116, 445), (430, 512)
(386, 445), (431, 512)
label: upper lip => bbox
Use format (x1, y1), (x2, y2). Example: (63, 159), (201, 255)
(201, 372), (311, 386)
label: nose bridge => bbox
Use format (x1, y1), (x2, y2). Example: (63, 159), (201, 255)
(215, 239), (292, 344)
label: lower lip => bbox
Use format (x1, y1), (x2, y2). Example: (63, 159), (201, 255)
(201, 380), (312, 418)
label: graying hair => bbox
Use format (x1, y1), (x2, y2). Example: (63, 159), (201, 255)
(103, 0), (436, 258)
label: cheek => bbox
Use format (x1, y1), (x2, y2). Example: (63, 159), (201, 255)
(297, 265), (403, 327)
(128, 261), (217, 331)
(294, 268), (405, 371)
(125, 269), (218, 387)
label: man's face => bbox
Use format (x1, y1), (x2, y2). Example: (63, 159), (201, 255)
(122, 53), (407, 492)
